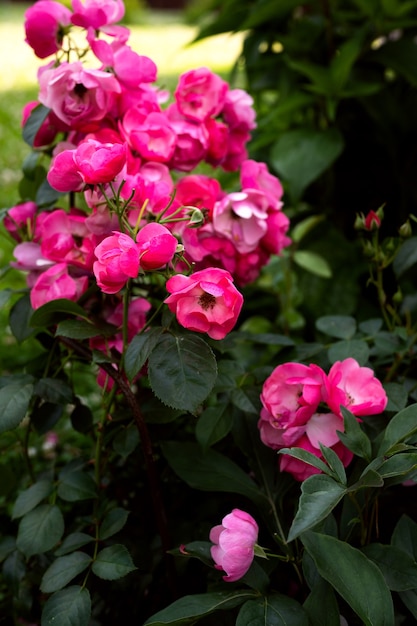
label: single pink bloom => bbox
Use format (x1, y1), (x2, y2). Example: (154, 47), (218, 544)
(47, 149), (83, 192)
(209, 509), (258, 582)
(240, 160), (284, 209)
(93, 232), (140, 294)
(24, 0), (72, 58)
(175, 67), (228, 122)
(74, 139), (127, 185)
(164, 267), (243, 340)
(4, 201), (37, 241)
(325, 357), (388, 417)
(71, 0), (124, 29)
(11, 242), (53, 272)
(30, 263), (88, 309)
(222, 89), (257, 131)
(123, 111), (176, 163)
(136, 223), (177, 271)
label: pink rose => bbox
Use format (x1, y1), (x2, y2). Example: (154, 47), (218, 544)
(240, 160), (283, 209)
(136, 223), (177, 271)
(4, 201), (37, 241)
(93, 232), (140, 294)
(38, 62), (121, 131)
(209, 509), (258, 582)
(24, 0), (72, 59)
(30, 263), (88, 309)
(324, 357), (388, 417)
(71, 0), (124, 29)
(175, 67), (228, 122)
(222, 89), (256, 131)
(74, 140), (127, 185)
(164, 267), (243, 340)
(122, 110), (176, 163)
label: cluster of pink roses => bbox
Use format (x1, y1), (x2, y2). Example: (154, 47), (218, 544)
(5, 0), (291, 346)
(258, 357), (388, 481)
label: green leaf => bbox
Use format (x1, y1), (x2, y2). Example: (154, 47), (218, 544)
(113, 424), (140, 458)
(36, 177), (64, 207)
(17, 505), (64, 558)
(319, 443), (347, 484)
(148, 334), (217, 412)
(338, 407), (372, 461)
(2, 550), (26, 593)
(293, 250), (332, 278)
(57, 471), (97, 502)
(70, 403), (93, 434)
(270, 128), (344, 202)
(40, 552), (92, 593)
(30, 299), (89, 328)
(236, 594), (308, 625)
(161, 441), (265, 505)
(328, 339), (370, 365)
(287, 475), (346, 542)
(143, 591), (257, 626)
(316, 315), (357, 340)
(291, 215), (326, 244)
(391, 515), (417, 560)
(303, 578), (340, 626)
(378, 403), (417, 455)
(0, 383), (33, 434)
(278, 447), (332, 477)
(34, 378), (74, 404)
(9, 295), (34, 342)
(393, 236), (417, 277)
(22, 104), (50, 146)
(124, 328), (163, 380)
(99, 508), (130, 540)
(384, 382), (408, 412)
(378, 452), (417, 479)
(372, 39), (417, 86)
(41, 585), (91, 626)
(399, 589), (417, 619)
(55, 319), (108, 340)
(55, 533), (95, 557)
(32, 402), (64, 434)
(12, 479), (53, 519)
(92, 544), (136, 580)
(170, 541), (213, 567)
(195, 401), (233, 448)
(362, 543), (417, 591)
(301, 532), (394, 626)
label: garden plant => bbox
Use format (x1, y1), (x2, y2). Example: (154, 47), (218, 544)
(2, 0), (417, 625)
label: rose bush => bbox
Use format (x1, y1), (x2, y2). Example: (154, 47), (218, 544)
(2, 1), (417, 625)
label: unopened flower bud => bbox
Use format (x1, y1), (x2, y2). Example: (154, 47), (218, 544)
(364, 210), (382, 231)
(399, 220), (412, 238)
(188, 207), (206, 228)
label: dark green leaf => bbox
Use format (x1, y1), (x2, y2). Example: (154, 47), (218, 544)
(143, 591), (257, 626)
(57, 471), (97, 502)
(161, 441), (265, 506)
(0, 536), (16, 563)
(17, 505), (64, 558)
(22, 104), (50, 146)
(195, 401), (233, 448)
(372, 39), (417, 86)
(384, 382), (408, 412)
(303, 578), (340, 626)
(34, 378), (74, 404)
(40, 552), (92, 593)
(55, 319), (106, 340)
(362, 543), (417, 591)
(12, 479), (53, 519)
(99, 508), (130, 540)
(41, 585), (91, 626)
(338, 407), (372, 461)
(170, 541), (213, 567)
(55, 533), (95, 557)
(148, 334), (217, 412)
(270, 128), (344, 202)
(32, 402), (64, 434)
(112, 424), (139, 458)
(2, 550), (26, 593)
(391, 515), (417, 560)
(318, 443), (347, 484)
(328, 339), (370, 365)
(70, 403), (93, 434)
(378, 452), (417, 479)
(36, 177), (64, 207)
(301, 532), (394, 626)
(92, 544), (136, 580)
(393, 236), (417, 277)
(378, 403), (417, 455)
(9, 295), (34, 342)
(399, 589), (417, 619)
(30, 299), (89, 328)
(293, 250), (332, 278)
(237, 594), (308, 625)
(124, 328), (163, 380)
(316, 315), (357, 340)
(0, 383), (33, 434)
(288, 475), (346, 542)
(278, 447), (332, 476)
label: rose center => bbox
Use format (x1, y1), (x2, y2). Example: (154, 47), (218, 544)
(198, 292), (216, 311)
(74, 83), (87, 97)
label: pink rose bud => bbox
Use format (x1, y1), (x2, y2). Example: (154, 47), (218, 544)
(209, 509), (258, 582)
(164, 267), (243, 340)
(30, 263), (88, 309)
(93, 232), (140, 294)
(364, 210), (382, 231)
(136, 223), (178, 271)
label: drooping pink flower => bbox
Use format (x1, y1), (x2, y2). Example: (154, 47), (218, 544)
(324, 357), (388, 417)
(38, 61), (121, 131)
(175, 67), (228, 122)
(24, 0), (72, 59)
(209, 509), (258, 582)
(74, 140), (127, 185)
(136, 223), (177, 271)
(4, 201), (37, 241)
(71, 0), (125, 29)
(164, 267), (243, 340)
(30, 263), (88, 309)
(93, 232), (140, 294)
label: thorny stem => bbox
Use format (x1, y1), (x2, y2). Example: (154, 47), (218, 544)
(59, 337), (177, 598)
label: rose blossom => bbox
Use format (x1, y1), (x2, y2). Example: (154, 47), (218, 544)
(209, 509), (258, 582)
(4, 201), (37, 241)
(71, 0), (125, 29)
(175, 67), (228, 122)
(30, 263), (88, 309)
(324, 357), (388, 417)
(93, 232), (140, 294)
(136, 223), (178, 271)
(24, 0), (72, 59)
(164, 267), (243, 340)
